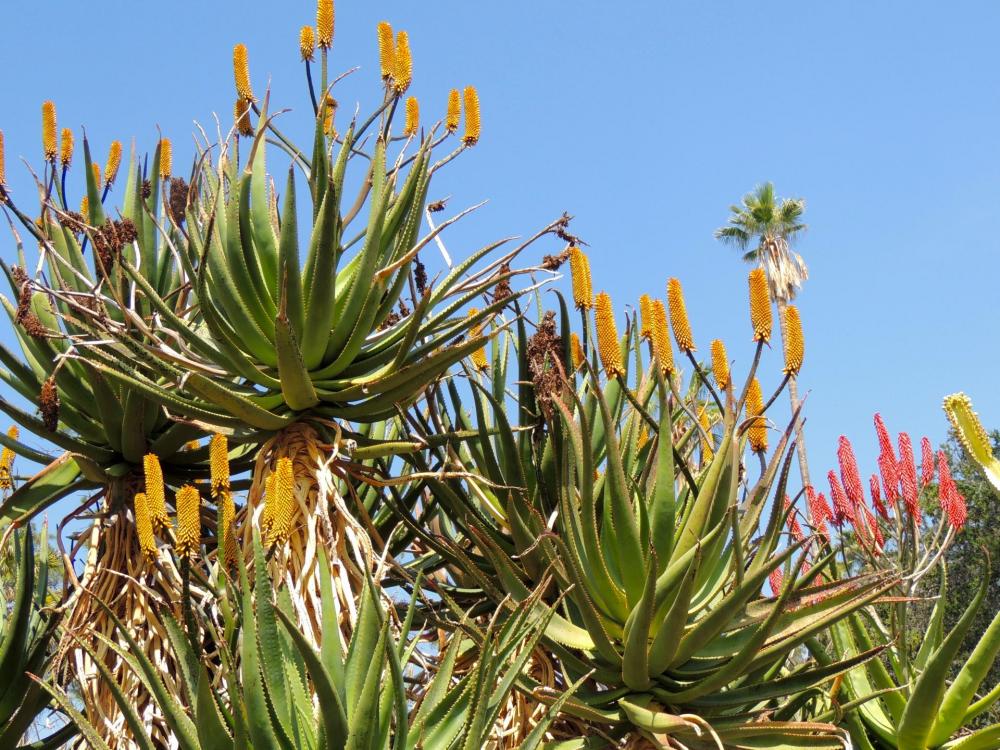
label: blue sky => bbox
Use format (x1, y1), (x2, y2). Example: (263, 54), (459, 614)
(2, 0), (999, 502)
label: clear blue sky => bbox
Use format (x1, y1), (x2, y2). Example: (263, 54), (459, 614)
(2, 1), (999, 499)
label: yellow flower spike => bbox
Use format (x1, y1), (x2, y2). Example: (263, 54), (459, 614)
(42, 101), (57, 161)
(594, 292), (624, 379)
(174, 485), (201, 558)
(746, 378), (768, 453)
(403, 96), (419, 137)
(317, 0), (334, 49)
(265, 458), (296, 547)
(261, 472), (276, 534)
(445, 89), (461, 133)
(322, 95), (337, 137)
(159, 138), (172, 179)
(698, 406), (714, 459)
(133, 493), (157, 560)
(710, 339), (730, 390)
(462, 86), (481, 146)
(91, 162), (101, 191)
(59, 128), (74, 167)
(637, 426), (650, 452)
(568, 247), (594, 310)
(638, 295), (654, 340)
(466, 308), (489, 371)
(570, 332), (585, 370)
(235, 98), (254, 137)
(300, 25), (316, 61)
(943, 393), (1000, 491)
(0, 425), (19, 490)
(104, 141), (122, 185)
(377, 22), (396, 81)
(142, 453), (170, 534)
(209, 433), (230, 499)
(748, 268), (772, 343)
(219, 490), (238, 567)
(233, 43), (254, 102)
(79, 195), (89, 218)
(184, 439), (201, 451)
(393, 31), (413, 93)
(782, 305), (804, 375)
(649, 299), (674, 375)
(666, 277), (695, 353)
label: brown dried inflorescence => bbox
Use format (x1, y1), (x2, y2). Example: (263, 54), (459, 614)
(168, 178), (189, 225)
(92, 218), (138, 275)
(58, 211), (88, 234)
(414, 255), (428, 295)
(40, 376), (60, 431)
(15, 282), (48, 339)
(541, 249), (569, 271)
(493, 262), (512, 303)
(527, 311), (565, 421)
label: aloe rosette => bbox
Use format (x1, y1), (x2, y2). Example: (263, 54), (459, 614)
(392, 264), (894, 747)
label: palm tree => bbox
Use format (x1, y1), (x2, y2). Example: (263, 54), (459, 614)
(715, 182), (812, 488)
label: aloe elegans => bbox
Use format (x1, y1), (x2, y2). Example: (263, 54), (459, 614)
(395, 269), (894, 747)
(809, 415), (1000, 750)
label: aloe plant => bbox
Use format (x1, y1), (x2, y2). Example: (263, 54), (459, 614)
(0, 527), (76, 749)
(808, 413), (1000, 750)
(36, 531), (575, 750)
(391, 277), (893, 747)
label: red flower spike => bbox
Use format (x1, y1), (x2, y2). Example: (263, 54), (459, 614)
(874, 413), (895, 461)
(936, 450), (967, 531)
(869, 473), (887, 519)
(769, 566), (784, 596)
(838, 436), (865, 507)
(784, 496), (804, 541)
(897, 433), (921, 524)
(921, 437), (935, 487)
(828, 470), (853, 525)
(879, 451), (900, 507)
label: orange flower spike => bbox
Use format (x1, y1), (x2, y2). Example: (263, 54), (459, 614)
(235, 98), (254, 137)
(570, 332), (585, 370)
(638, 294), (653, 340)
(42, 101), (57, 161)
(317, 0), (334, 49)
(133, 493), (157, 560)
(748, 268), (772, 343)
(568, 247), (594, 310)
(462, 86), (481, 145)
(159, 139), (172, 179)
(59, 128), (74, 167)
(746, 378), (768, 453)
(233, 43), (254, 102)
(445, 89), (461, 133)
(649, 299), (674, 375)
(403, 96), (419, 137)
(174, 485), (202, 558)
(393, 31), (413, 93)
(783, 305), (804, 375)
(666, 278), (695, 352)
(467, 308), (489, 371)
(377, 22), (396, 81)
(0, 425), (19, 490)
(710, 339), (730, 390)
(104, 141), (123, 185)
(142, 454), (171, 534)
(300, 25), (316, 61)
(595, 292), (624, 379)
